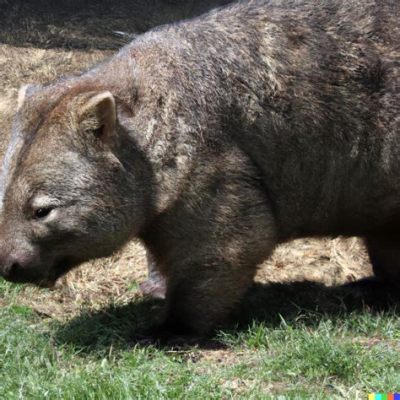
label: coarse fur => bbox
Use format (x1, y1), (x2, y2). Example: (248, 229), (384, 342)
(0, 0), (399, 334)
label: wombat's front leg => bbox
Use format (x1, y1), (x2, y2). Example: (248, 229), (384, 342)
(143, 168), (277, 334)
(165, 260), (262, 334)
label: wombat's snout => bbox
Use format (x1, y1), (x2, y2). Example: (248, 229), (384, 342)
(0, 257), (25, 282)
(0, 258), (19, 280)
(0, 245), (41, 284)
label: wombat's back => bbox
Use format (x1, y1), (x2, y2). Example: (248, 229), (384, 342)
(157, 0), (400, 238)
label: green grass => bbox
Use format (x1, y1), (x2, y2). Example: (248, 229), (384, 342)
(1, 278), (399, 399)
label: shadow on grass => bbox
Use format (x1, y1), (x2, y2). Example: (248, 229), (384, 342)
(54, 278), (400, 354)
(0, 0), (232, 50)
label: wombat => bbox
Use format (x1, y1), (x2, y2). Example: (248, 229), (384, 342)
(0, 0), (399, 334)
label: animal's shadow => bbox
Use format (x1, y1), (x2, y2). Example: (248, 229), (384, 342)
(0, 0), (232, 50)
(54, 278), (400, 354)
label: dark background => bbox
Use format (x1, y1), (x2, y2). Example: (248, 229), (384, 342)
(0, 0), (232, 49)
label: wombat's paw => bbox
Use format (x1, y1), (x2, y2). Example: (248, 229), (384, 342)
(139, 278), (167, 300)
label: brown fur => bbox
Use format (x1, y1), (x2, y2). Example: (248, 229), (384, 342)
(0, 0), (399, 333)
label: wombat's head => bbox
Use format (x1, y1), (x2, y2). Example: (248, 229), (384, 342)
(0, 83), (151, 287)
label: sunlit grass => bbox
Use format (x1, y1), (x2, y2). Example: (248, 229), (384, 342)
(1, 279), (399, 399)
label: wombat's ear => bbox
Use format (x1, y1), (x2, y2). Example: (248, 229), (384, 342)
(79, 91), (116, 143)
(17, 84), (41, 111)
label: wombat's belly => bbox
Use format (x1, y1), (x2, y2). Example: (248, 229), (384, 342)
(272, 162), (400, 238)
(239, 131), (400, 239)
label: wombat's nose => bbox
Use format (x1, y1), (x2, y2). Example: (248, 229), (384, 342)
(0, 251), (39, 283)
(0, 260), (19, 279)
(0, 245), (30, 281)
(0, 243), (42, 283)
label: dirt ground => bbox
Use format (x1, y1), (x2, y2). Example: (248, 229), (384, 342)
(0, 0), (373, 319)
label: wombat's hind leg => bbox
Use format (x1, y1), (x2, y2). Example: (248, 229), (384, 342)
(140, 250), (167, 300)
(366, 236), (400, 287)
(139, 277), (167, 300)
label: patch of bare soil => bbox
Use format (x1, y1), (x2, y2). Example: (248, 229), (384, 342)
(0, 1), (373, 321)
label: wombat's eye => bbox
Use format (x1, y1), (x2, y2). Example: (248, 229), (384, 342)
(34, 207), (53, 219)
